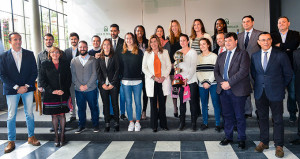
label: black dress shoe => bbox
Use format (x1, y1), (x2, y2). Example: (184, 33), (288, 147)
(67, 117), (76, 123)
(219, 138), (233, 146)
(114, 123), (120, 132)
(174, 113), (179, 118)
(178, 123), (185, 131)
(104, 123), (110, 132)
(245, 114), (252, 118)
(215, 126), (221, 132)
(153, 129), (157, 132)
(120, 114), (127, 120)
(290, 139), (300, 145)
(238, 141), (246, 149)
(200, 124), (208, 131)
(162, 127), (169, 131)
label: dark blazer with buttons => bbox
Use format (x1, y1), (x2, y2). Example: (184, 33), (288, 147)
(0, 48), (37, 95)
(251, 48), (293, 101)
(271, 30), (300, 67)
(96, 54), (120, 87)
(214, 48), (251, 97)
(238, 29), (263, 58)
(63, 47), (79, 64)
(110, 37), (124, 56)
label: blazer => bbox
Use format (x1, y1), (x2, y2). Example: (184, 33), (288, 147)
(63, 47), (79, 64)
(142, 49), (172, 97)
(238, 28), (262, 58)
(271, 30), (300, 66)
(0, 48), (37, 95)
(293, 49), (300, 101)
(251, 48), (293, 101)
(39, 59), (71, 102)
(96, 54), (120, 87)
(71, 55), (97, 92)
(110, 37), (124, 56)
(214, 48), (251, 96)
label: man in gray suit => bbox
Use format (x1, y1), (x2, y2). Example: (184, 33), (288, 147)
(238, 15), (262, 118)
(64, 32), (80, 123)
(71, 40), (99, 133)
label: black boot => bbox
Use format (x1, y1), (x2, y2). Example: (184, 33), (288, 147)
(114, 122), (119, 132)
(104, 123), (110, 132)
(178, 115), (185, 131)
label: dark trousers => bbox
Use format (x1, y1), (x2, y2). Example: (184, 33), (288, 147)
(99, 85), (120, 123)
(75, 89), (99, 128)
(255, 90), (284, 147)
(220, 89), (247, 141)
(142, 77), (149, 112)
(150, 82), (167, 129)
(179, 82), (199, 121)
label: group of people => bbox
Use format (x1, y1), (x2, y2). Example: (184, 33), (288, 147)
(0, 15), (300, 158)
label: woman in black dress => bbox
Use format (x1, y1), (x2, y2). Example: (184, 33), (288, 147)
(40, 46), (71, 147)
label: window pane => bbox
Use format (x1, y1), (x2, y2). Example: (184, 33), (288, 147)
(25, 17), (31, 35)
(49, 0), (56, 10)
(13, 15), (25, 34)
(59, 39), (65, 50)
(42, 22), (50, 36)
(0, 0), (12, 13)
(59, 26), (64, 39)
(51, 24), (58, 47)
(12, 0), (24, 16)
(0, 12), (13, 50)
(24, 0), (32, 18)
(26, 34), (32, 50)
(57, 0), (63, 13)
(41, 7), (49, 24)
(58, 13), (63, 27)
(50, 11), (57, 25)
(20, 33), (26, 49)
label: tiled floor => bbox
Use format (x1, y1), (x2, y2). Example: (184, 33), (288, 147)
(0, 140), (300, 159)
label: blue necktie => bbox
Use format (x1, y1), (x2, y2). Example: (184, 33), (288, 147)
(223, 51), (232, 81)
(263, 52), (268, 71)
(244, 32), (249, 49)
(113, 40), (117, 51)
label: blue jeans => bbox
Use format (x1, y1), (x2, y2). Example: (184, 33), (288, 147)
(122, 83), (142, 121)
(287, 75), (297, 117)
(6, 91), (35, 141)
(199, 85), (220, 126)
(75, 89), (99, 128)
(119, 82), (126, 115)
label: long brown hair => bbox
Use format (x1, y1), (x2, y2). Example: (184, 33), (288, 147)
(146, 35), (164, 53)
(168, 20), (182, 45)
(122, 32), (138, 55)
(48, 46), (63, 60)
(99, 39), (114, 59)
(190, 19), (206, 40)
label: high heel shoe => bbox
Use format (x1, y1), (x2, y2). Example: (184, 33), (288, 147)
(54, 137), (60, 147)
(60, 133), (66, 147)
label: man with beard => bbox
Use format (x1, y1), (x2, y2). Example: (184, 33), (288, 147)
(71, 40), (99, 133)
(88, 35), (101, 58)
(64, 32), (80, 123)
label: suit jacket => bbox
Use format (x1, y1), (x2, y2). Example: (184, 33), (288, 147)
(294, 49), (300, 101)
(238, 29), (262, 58)
(0, 48), (37, 95)
(63, 47), (79, 64)
(39, 59), (71, 102)
(214, 48), (251, 96)
(110, 37), (124, 56)
(96, 54), (120, 87)
(251, 48), (293, 101)
(271, 30), (300, 66)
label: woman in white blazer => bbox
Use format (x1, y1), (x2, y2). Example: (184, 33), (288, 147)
(142, 35), (172, 132)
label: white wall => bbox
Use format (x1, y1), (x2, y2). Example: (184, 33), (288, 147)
(66, 0), (270, 47)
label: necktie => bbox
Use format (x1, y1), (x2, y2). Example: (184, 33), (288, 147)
(113, 40), (117, 51)
(220, 47), (223, 54)
(244, 32), (249, 49)
(263, 52), (268, 71)
(223, 51), (232, 81)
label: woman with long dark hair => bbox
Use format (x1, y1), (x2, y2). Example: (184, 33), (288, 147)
(134, 25), (149, 120)
(97, 39), (120, 132)
(212, 18), (228, 50)
(155, 25), (171, 54)
(40, 46), (71, 147)
(142, 35), (172, 132)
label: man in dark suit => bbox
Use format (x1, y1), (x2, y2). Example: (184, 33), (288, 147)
(271, 16), (300, 122)
(291, 48), (300, 145)
(251, 32), (293, 158)
(214, 32), (251, 149)
(237, 15), (263, 118)
(213, 33), (226, 55)
(0, 32), (40, 153)
(64, 32), (80, 123)
(110, 24), (127, 120)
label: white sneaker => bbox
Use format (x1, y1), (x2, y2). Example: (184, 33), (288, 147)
(135, 122), (141, 132)
(128, 122), (135, 132)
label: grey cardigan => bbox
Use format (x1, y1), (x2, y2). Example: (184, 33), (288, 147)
(71, 55), (97, 92)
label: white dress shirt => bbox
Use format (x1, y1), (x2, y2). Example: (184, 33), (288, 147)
(11, 48), (22, 73)
(244, 28), (253, 42)
(223, 47), (237, 79)
(280, 30), (288, 43)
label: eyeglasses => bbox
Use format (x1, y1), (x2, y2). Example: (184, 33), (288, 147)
(50, 51), (60, 54)
(259, 38), (271, 42)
